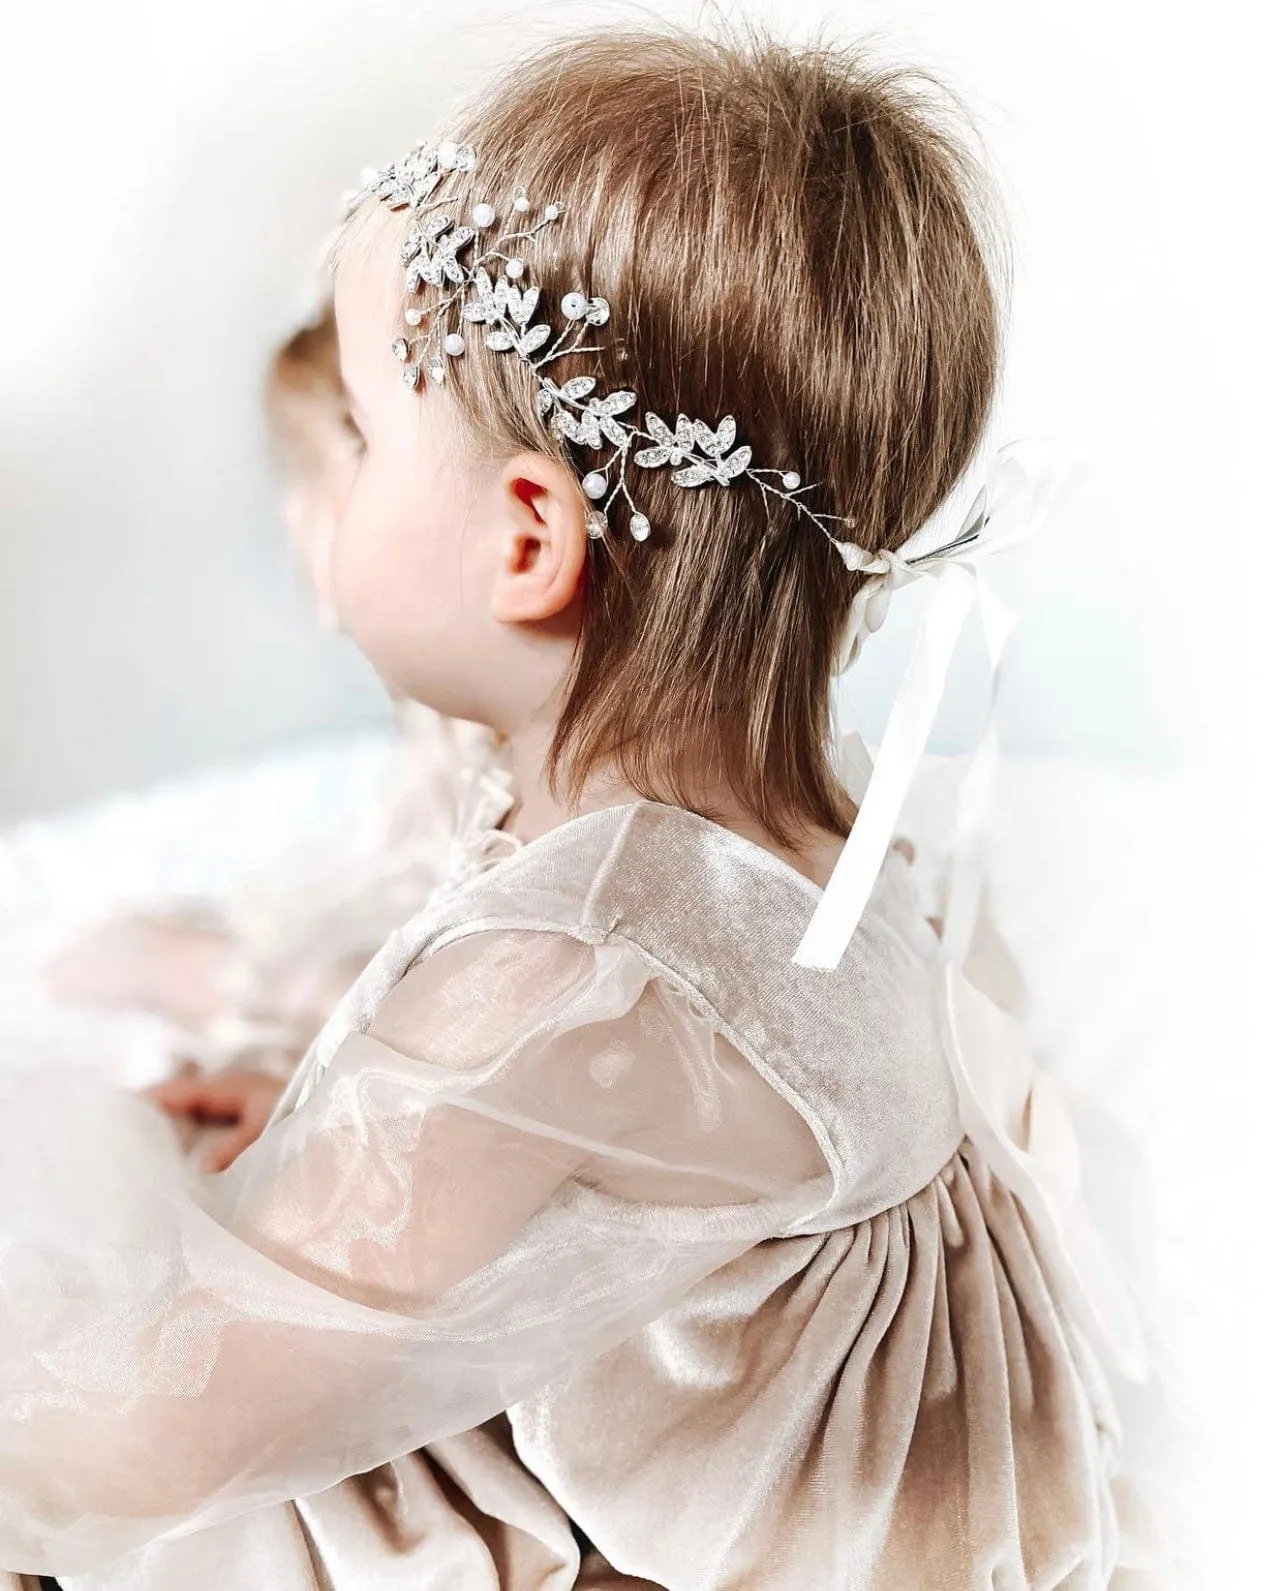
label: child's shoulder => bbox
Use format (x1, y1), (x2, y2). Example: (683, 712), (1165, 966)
(446, 797), (930, 999)
(413, 801), (962, 1210)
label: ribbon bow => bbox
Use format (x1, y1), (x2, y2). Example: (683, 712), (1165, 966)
(794, 439), (1070, 970)
(797, 441), (1149, 1382)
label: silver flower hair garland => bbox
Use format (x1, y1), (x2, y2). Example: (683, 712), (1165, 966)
(354, 137), (872, 560)
(349, 138), (1070, 989)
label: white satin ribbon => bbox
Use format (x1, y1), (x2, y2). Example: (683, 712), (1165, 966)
(793, 440), (1067, 970)
(794, 439), (1149, 1380)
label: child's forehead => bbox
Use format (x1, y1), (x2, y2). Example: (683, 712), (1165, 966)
(332, 202), (404, 338)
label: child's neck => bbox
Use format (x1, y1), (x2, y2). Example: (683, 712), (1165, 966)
(500, 723), (845, 893)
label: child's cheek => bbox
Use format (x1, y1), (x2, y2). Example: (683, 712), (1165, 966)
(333, 472), (416, 653)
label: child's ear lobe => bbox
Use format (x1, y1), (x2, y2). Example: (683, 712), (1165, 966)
(490, 452), (588, 623)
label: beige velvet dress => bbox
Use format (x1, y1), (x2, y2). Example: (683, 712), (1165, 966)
(0, 794), (1127, 1590)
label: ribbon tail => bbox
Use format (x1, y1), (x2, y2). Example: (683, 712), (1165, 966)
(795, 564), (976, 969)
(937, 576), (1014, 965)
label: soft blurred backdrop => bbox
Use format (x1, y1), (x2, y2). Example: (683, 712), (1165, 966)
(1, 3), (1278, 1584)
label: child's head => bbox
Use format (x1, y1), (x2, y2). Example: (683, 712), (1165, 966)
(332, 25), (1003, 842)
(266, 304), (361, 614)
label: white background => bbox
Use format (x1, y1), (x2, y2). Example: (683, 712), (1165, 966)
(2, 0), (1275, 820)
(1, 2), (1279, 1583)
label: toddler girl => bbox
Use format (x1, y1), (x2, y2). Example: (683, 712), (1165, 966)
(1, 25), (1137, 1590)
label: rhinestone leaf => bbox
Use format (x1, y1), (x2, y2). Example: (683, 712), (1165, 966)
(560, 375), (597, 401)
(712, 444), (752, 483)
(641, 412), (693, 461)
(510, 287), (540, 328)
(519, 324), (551, 354)
(694, 415), (736, 457)
(594, 389), (636, 417)
(599, 416), (630, 447)
(462, 265), (496, 315)
(485, 328), (516, 351)
(634, 446), (671, 469)
(673, 462), (716, 487)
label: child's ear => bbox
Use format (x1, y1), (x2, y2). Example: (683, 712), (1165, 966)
(490, 452), (588, 624)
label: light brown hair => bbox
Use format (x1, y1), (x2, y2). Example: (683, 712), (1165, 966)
(394, 23), (1005, 844)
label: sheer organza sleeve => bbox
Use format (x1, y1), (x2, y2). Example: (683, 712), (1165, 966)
(0, 929), (829, 1575)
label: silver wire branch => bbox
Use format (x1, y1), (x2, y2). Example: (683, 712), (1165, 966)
(358, 136), (867, 558)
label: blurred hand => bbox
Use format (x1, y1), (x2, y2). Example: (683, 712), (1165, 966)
(44, 915), (233, 1027)
(145, 1067), (286, 1172)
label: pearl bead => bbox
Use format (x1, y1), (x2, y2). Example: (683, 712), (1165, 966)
(581, 472), (608, 500)
(544, 202), (561, 220)
(436, 140), (458, 168)
(561, 292), (587, 319)
(471, 202), (495, 227)
(513, 192), (530, 212)
(782, 471), (801, 491)
(504, 258), (524, 279)
(629, 513), (651, 542)
(404, 307), (423, 326)
(443, 332), (465, 356)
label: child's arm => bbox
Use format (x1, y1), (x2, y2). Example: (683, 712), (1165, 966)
(43, 910), (234, 1026)
(0, 929), (828, 1577)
